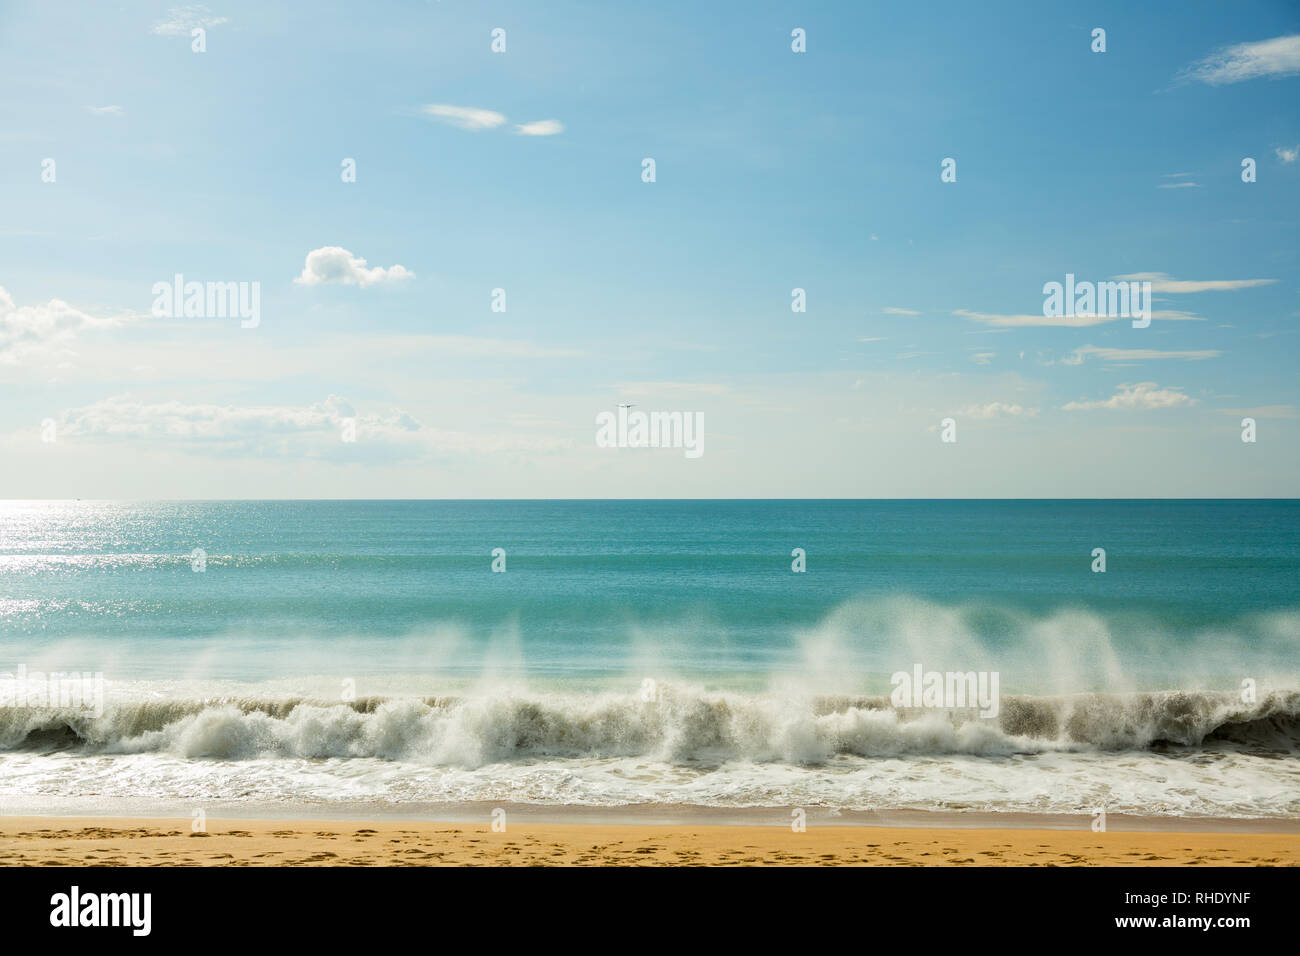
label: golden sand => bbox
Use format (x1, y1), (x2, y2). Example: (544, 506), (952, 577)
(1, 817), (1297, 866)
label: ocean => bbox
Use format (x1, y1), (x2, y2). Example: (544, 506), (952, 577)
(1, 499), (1297, 819)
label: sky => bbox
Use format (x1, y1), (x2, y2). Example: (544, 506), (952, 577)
(0, 0), (1297, 498)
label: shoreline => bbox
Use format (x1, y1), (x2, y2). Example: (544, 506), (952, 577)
(10, 796), (1300, 832)
(2, 815), (1298, 866)
(5, 799), (1300, 832)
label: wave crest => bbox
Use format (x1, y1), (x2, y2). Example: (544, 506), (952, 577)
(2, 686), (1296, 766)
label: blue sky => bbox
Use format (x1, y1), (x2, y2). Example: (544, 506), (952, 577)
(1, 0), (1297, 497)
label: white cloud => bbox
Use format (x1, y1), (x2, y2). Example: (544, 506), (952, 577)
(53, 394), (569, 459)
(406, 335), (584, 359)
(85, 105), (125, 117)
(0, 285), (141, 366)
(62, 394), (365, 441)
(958, 401), (1035, 419)
(295, 247), (413, 287)
(970, 352), (995, 365)
(1157, 181), (1199, 189)
(954, 308), (1199, 328)
(1276, 145), (1299, 164)
(151, 4), (228, 36)
(1179, 34), (1300, 85)
(1113, 272), (1277, 293)
(1062, 382), (1196, 411)
(1219, 405), (1298, 420)
(883, 307), (921, 315)
(421, 104), (508, 131)
(515, 119), (564, 136)
(1065, 345), (1221, 364)
(617, 381), (729, 397)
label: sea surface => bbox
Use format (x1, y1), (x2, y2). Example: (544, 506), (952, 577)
(1, 499), (1297, 819)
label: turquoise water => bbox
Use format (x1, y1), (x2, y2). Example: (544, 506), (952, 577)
(0, 499), (1297, 816)
(1, 499), (1296, 684)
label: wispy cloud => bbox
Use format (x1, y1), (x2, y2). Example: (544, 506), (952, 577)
(151, 4), (228, 36)
(1113, 272), (1277, 293)
(1219, 405), (1298, 420)
(515, 119), (564, 136)
(883, 307), (921, 316)
(85, 105), (125, 117)
(421, 104), (508, 131)
(954, 308), (1199, 328)
(970, 352), (995, 365)
(50, 395), (569, 459)
(400, 335), (584, 359)
(956, 309), (1113, 328)
(295, 247), (413, 287)
(617, 381), (729, 397)
(421, 107), (564, 136)
(1064, 345), (1221, 365)
(1179, 34), (1300, 84)
(1277, 145), (1299, 164)
(1157, 181), (1199, 189)
(959, 401), (1035, 419)
(1063, 382), (1196, 411)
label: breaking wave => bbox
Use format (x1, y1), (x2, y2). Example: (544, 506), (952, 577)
(3, 686), (1297, 766)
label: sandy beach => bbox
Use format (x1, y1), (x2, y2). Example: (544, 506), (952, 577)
(2, 817), (1298, 866)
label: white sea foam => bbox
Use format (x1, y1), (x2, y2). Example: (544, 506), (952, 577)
(2, 596), (1297, 816)
(1, 682), (1297, 817)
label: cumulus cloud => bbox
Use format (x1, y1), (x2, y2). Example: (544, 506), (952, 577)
(295, 247), (414, 287)
(1276, 145), (1299, 164)
(515, 119), (564, 136)
(1062, 383), (1196, 411)
(1112, 272), (1277, 293)
(0, 285), (140, 366)
(1179, 34), (1300, 85)
(421, 104), (508, 131)
(151, 4), (228, 36)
